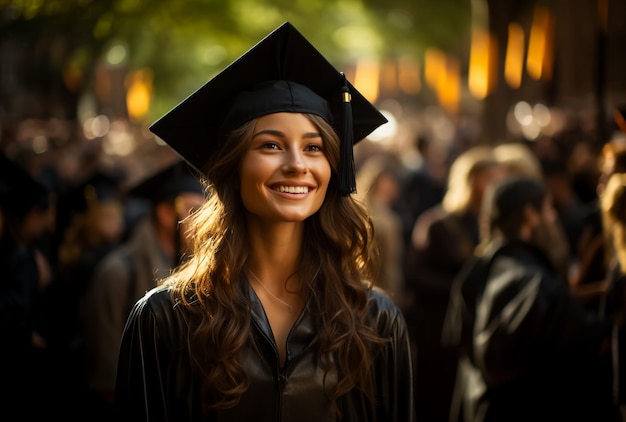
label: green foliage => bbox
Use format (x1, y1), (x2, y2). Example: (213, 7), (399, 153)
(1, 0), (472, 123)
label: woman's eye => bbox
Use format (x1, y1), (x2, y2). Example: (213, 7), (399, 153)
(306, 144), (323, 152)
(261, 142), (280, 150)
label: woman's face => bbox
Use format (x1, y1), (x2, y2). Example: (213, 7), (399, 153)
(93, 200), (125, 243)
(239, 112), (331, 223)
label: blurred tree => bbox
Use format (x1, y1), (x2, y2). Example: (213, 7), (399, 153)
(0, 0), (470, 127)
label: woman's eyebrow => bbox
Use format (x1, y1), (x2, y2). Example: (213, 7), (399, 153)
(303, 131), (322, 139)
(252, 129), (322, 139)
(252, 129), (284, 139)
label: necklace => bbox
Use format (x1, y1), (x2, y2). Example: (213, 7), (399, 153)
(248, 270), (294, 312)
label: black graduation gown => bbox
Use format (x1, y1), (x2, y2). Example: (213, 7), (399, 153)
(0, 241), (46, 417)
(114, 284), (414, 422)
(443, 239), (619, 422)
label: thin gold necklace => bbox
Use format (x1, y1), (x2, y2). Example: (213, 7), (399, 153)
(248, 270), (294, 312)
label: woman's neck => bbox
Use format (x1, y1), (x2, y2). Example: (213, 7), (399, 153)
(247, 221), (303, 287)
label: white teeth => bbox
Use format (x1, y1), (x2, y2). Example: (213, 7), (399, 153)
(275, 186), (309, 193)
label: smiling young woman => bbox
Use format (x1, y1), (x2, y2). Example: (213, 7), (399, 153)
(114, 22), (414, 422)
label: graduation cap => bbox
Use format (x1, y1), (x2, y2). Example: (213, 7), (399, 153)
(0, 151), (50, 215)
(129, 160), (203, 204)
(149, 21), (387, 196)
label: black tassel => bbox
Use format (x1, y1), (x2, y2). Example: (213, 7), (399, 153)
(339, 73), (356, 196)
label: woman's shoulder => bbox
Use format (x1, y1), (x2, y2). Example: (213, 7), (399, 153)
(138, 284), (175, 305)
(125, 285), (189, 347)
(368, 286), (396, 306)
(367, 287), (406, 334)
(130, 285), (181, 325)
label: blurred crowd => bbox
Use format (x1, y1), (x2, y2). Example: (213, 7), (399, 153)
(0, 146), (205, 420)
(3, 114), (626, 421)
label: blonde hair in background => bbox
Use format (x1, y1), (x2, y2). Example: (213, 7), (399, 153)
(442, 145), (499, 214)
(494, 142), (543, 180)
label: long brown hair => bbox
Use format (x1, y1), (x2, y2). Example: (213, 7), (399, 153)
(601, 173), (626, 273)
(160, 113), (385, 413)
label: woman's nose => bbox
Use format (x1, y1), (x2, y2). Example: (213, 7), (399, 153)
(283, 149), (307, 174)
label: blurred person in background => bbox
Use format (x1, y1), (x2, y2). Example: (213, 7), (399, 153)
(56, 170), (128, 291)
(394, 134), (447, 252)
(0, 151), (56, 419)
(541, 158), (587, 278)
(40, 169), (128, 420)
(404, 145), (506, 422)
(573, 133), (626, 306)
(493, 141), (543, 180)
(356, 154), (405, 304)
(596, 172), (626, 419)
(597, 172), (626, 319)
(493, 141), (571, 280)
(82, 159), (205, 421)
(442, 176), (618, 421)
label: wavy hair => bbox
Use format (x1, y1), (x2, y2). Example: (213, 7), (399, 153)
(601, 173), (626, 273)
(160, 114), (385, 414)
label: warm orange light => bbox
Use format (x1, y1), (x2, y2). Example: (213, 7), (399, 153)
(468, 27), (493, 99)
(439, 57), (460, 115)
(424, 48), (446, 89)
(504, 22), (525, 89)
(126, 68), (153, 121)
(542, 11), (554, 81)
(527, 6), (552, 80)
(63, 62), (84, 93)
(424, 48), (460, 114)
(398, 55), (421, 94)
(380, 59), (398, 96)
(353, 58), (380, 103)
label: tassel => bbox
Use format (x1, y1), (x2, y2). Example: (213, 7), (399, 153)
(339, 73), (356, 196)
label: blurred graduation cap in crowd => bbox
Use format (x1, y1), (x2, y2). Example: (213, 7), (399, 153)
(127, 160), (205, 265)
(0, 151), (50, 216)
(128, 160), (204, 205)
(149, 21), (387, 195)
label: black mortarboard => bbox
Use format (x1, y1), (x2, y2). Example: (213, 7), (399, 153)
(0, 152), (49, 216)
(129, 160), (203, 204)
(149, 21), (387, 196)
(0, 151), (50, 215)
